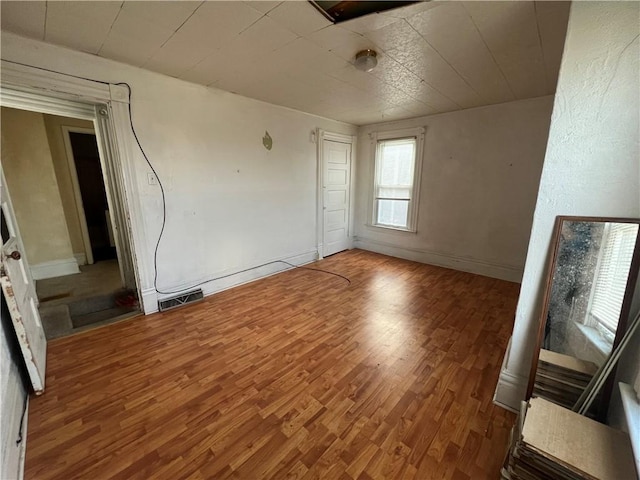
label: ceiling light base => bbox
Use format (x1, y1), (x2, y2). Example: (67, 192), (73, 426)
(354, 49), (378, 72)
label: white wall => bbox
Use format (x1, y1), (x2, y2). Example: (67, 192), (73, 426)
(495, 1), (640, 410)
(354, 96), (554, 282)
(1, 107), (79, 279)
(0, 305), (28, 480)
(1, 32), (357, 312)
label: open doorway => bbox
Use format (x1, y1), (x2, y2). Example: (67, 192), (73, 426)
(1, 107), (139, 338)
(66, 129), (117, 263)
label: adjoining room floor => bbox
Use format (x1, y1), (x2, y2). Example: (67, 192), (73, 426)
(26, 250), (517, 480)
(36, 259), (122, 300)
(36, 260), (139, 339)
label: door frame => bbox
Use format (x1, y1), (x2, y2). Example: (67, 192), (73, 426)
(316, 129), (356, 259)
(61, 125), (97, 266)
(0, 60), (150, 310)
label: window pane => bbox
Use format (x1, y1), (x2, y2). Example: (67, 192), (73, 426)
(377, 199), (409, 228)
(378, 186), (411, 200)
(373, 135), (419, 230)
(378, 139), (416, 188)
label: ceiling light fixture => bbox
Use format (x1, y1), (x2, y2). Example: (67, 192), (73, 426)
(354, 49), (378, 72)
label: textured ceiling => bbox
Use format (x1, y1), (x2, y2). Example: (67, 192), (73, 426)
(1, 1), (570, 125)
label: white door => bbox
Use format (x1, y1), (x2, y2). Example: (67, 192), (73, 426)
(0, 170), (47, 394)
(323, 139), (351, 257)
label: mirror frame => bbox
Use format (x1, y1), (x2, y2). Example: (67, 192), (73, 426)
(527, 215), (640, 417)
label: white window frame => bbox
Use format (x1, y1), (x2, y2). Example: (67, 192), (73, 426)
(369, 127), (425, 233)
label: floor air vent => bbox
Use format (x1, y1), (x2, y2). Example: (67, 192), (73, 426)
(158, 289), (204, 312)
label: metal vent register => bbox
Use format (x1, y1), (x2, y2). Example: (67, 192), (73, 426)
(158, 289), (204, 312)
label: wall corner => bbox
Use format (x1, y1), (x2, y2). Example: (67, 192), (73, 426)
(493, 336), (529, 412)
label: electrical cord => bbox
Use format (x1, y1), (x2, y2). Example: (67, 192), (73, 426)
(155, 259), (350, 295)
(113, 82), (349, 295)
(279, 260), (352, 285)
(2, 60), (351, 294)
(3, 59), (111, 86)
(16, 391), (27, 445)
(114, 82), (168, 295)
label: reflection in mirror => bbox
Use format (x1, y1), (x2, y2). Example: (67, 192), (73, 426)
(529, 217), (640, 417)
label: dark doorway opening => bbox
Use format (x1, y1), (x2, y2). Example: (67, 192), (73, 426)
(69, 132), (116, 262)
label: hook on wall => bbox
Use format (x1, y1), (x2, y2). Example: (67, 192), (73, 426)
(262, 131), (273, 151)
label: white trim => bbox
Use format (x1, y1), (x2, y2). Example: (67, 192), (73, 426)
(494, 338), (527, 412)
(200, 249), (319, 298)
(1, 60), (111, 103)
(375, 127), (426, 141)
(316, 129), (356, 259)
(107, 94), (148, 298)
(316, 129), (323, 259)
(322, 131), (353, 144)
(30, 258), (80, 280)
(354, 237), (524, 283)
(155, 249), (320, 309)
(61, 125), (96, 265)
(369, 127), (425, 233)
(140, 287), (159, 315)
(493, 369), (526, 413)
(73, 252), (87, 266)
(0, 84), (96, 120)
(348, 137), (357, 249)
(93, 104), (134, 290)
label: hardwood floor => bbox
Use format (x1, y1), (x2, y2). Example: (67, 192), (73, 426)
(25, 250), (518, 480)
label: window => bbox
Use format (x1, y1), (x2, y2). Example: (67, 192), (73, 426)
(371, 128), (424, 231)
(588, 223), (639, 335)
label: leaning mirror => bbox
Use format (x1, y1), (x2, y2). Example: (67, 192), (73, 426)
(527, 216), (640, 419)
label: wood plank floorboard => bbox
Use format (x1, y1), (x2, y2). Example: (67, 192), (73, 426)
(25, 249), (518, 480)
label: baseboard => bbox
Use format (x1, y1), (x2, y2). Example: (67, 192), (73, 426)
(494, 339), (528, 412)
(354, 237), (523, 283)
(73, 252), (87, 266)
(140, 288), (159, 315)
(151, 249), (320, 313)
(31, 258), (80, 280)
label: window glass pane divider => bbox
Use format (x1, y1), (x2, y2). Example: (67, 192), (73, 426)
(375, 197), (410, 201)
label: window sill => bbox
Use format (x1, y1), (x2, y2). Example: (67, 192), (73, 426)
(367, 223), (417, 234)
(575, 323), (612, 357)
